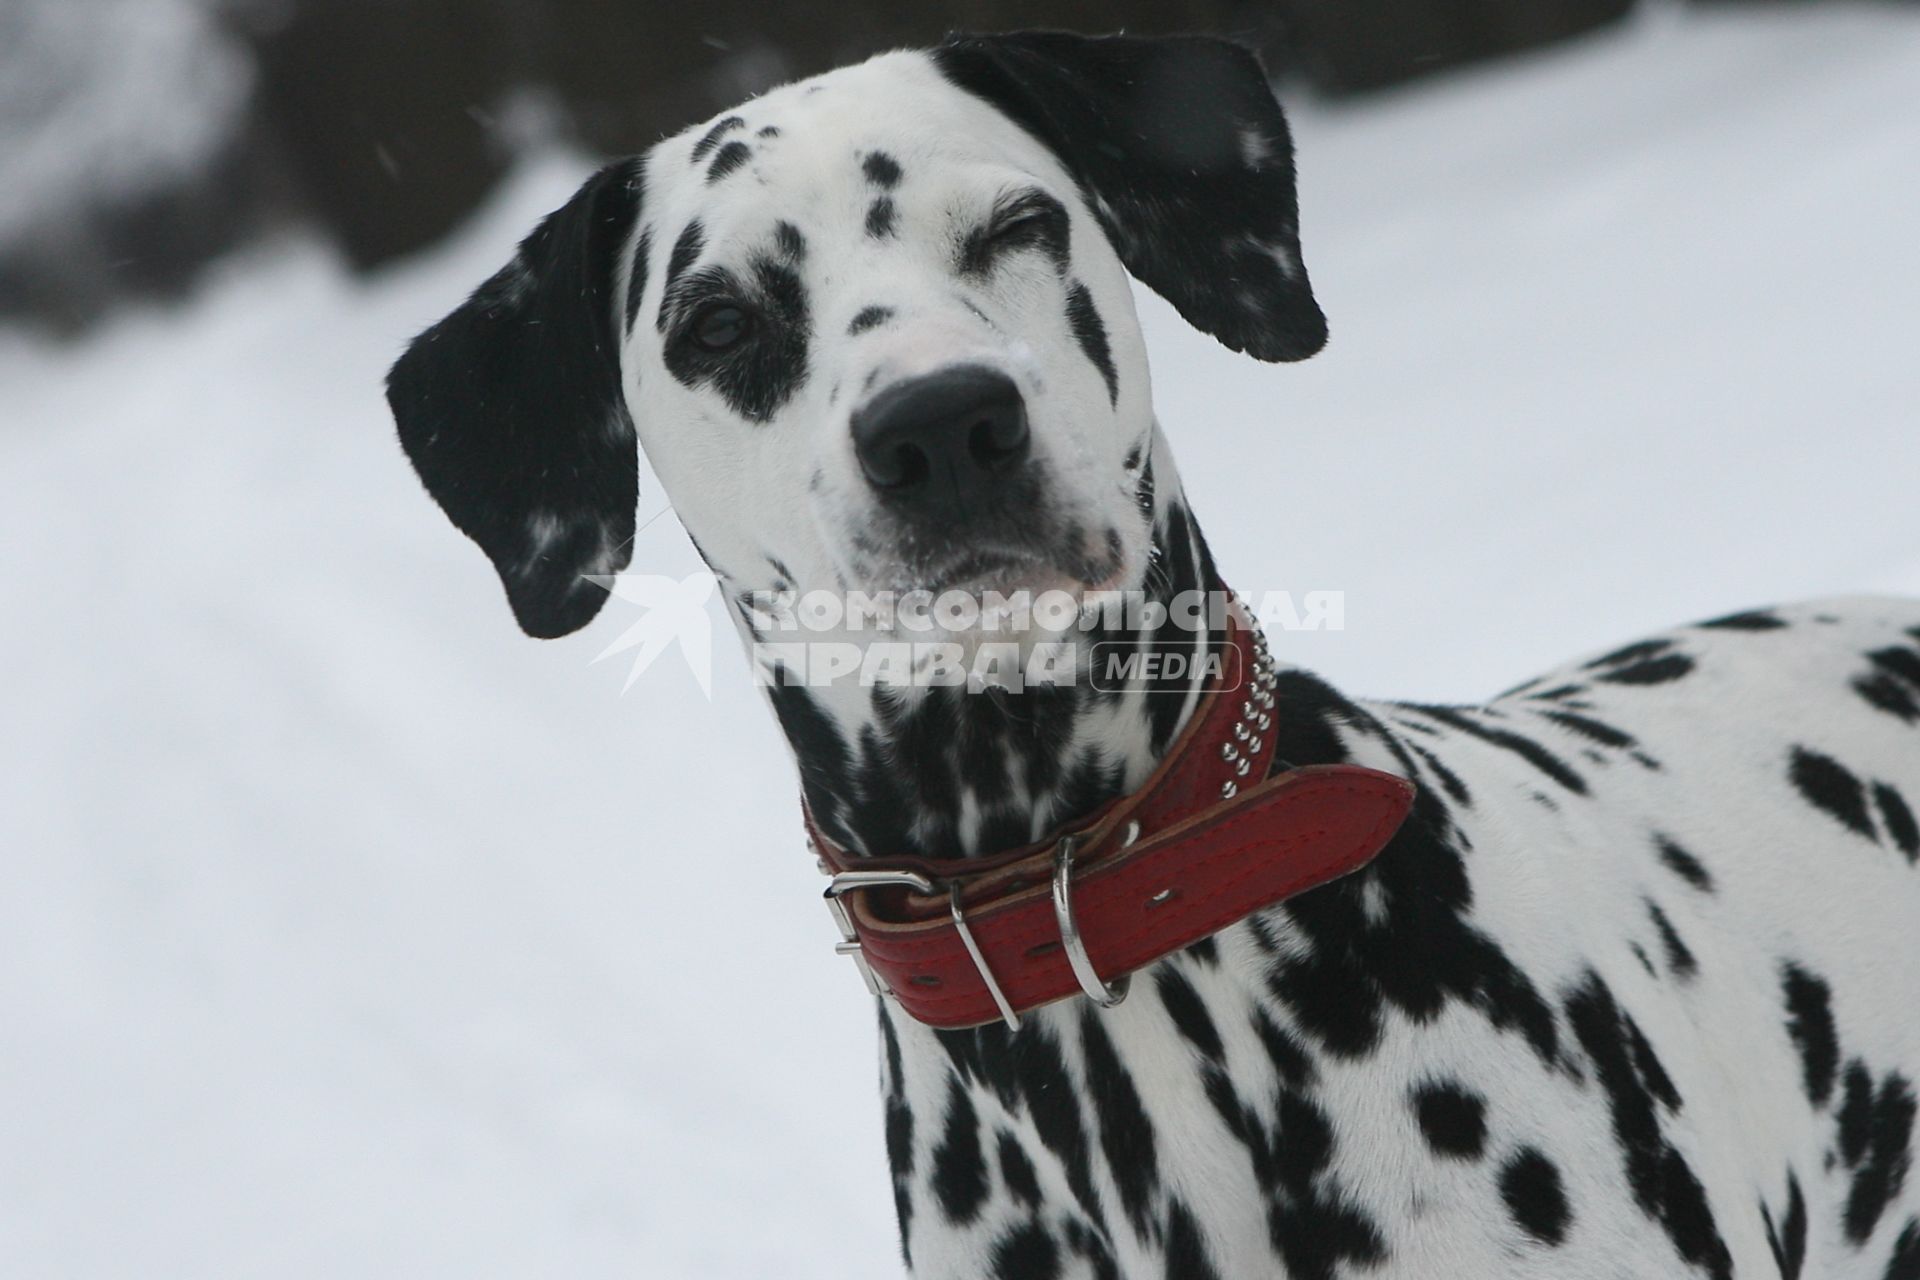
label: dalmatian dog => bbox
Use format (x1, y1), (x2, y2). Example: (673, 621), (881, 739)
(387, 31), (1920, 1280)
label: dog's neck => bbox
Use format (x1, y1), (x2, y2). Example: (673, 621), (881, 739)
(742, 440), (1223, 861)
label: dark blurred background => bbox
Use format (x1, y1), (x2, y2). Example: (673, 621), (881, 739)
(0, 0), (1688, 333)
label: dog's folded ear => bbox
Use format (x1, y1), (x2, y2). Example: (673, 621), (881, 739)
(936, 31), (1327, 363)
(387, 159), (645, 638)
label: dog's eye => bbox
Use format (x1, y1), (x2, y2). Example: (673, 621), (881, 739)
(691, 302), (754, 352)
(989, 210), (1058, 249)
(966, 195), (1068, 275)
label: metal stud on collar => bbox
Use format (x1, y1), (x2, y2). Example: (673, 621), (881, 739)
(1051, 836), (1131, 1010)
(1222, 620), (1275, 797)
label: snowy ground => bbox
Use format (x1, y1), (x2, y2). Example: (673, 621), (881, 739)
(3, 6), (1917, 1277)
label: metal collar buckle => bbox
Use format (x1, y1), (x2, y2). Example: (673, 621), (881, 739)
(822, 867), (1023, 1031)
(822, 867), (934, 996)
(823, 823), (1138, 1032)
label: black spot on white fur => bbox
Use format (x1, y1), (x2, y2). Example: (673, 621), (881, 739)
(774, 220), (806, 261)
(1789, 745), (1875, 838)
(848, 305), (893, 335)
(1565, 973), (1732, 1278)
(1156, 967), (1224, 1062)
(1065, 281), (1117, 405)
(1655, 834), (1715, 893)
(936, 1022), (1104, 1226)
(1886, 1219), (1920, 1280)
(1412, 1081), (1488, 1159)
(622, 227), (652, 330)
(1538, 708), (1637, 750)
(1583, 639), (1674, 671)
(1759, 1172), (1806, 1280)
(1079, 1007), (1158, 1236)
(989, 1224), (1058, 1280)
(1854, 640), (1920, 724)
(1405, 704), (1587, 795)
(1877, 781), (1920, 860)
(706, 139), (751, 183)
(1575, 637), (1700, 686)
(879, 1009), (915, 1261)
(1270, 1087), (1388, 1275)
(1699, 608), (1788, 631)
(930, 1078), (987, 1225)
(1646, 900), (1698, 980)
(659, 219), (705, 325)
(1835, 1059), (1917, 1244)
(689, 115), (744, 161)
(1164, 1200), (1222, 1280)
(1782, 963), (1840, 1107)
(996, 1131), (1040, 1208)
(1501, 1147), (1571, 1244)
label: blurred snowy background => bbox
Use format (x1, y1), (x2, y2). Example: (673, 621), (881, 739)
(2, 2), (1917, 1276)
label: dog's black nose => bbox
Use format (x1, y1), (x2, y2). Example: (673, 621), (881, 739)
(852, 365), (1030, 510)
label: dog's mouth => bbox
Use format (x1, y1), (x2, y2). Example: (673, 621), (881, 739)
(880, 524), (1129, 599)
(934, 547), (1046, 591)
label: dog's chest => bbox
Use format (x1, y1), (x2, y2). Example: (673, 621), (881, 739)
(878, 601), (1920, 1279)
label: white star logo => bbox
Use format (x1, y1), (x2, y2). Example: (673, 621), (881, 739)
(583, 570), (720, 696)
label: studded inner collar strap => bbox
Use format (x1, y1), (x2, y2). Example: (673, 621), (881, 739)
(805, 608), (1416, 1030)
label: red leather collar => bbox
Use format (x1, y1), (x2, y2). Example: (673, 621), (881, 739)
(808, 612), (1415, 1030)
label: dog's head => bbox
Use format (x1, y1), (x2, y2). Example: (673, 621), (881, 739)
(388, 32), (1324, 640)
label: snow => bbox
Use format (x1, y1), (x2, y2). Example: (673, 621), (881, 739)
(2, 7), (1917, 1276)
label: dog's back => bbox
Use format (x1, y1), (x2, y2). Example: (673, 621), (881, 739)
(1338, 596), (1920, 1277)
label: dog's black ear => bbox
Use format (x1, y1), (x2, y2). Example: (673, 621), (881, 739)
(387, 158), (645, 638)
(935, 31), (1326, 362)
